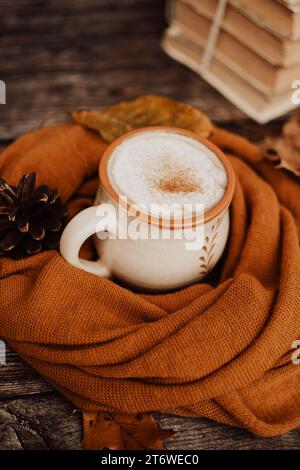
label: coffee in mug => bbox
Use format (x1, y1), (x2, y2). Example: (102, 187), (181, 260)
(108, 130), (227, 214)
(60, 127), (235, 291)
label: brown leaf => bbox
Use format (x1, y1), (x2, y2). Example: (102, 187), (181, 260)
(72, 95), (212, 142)
(82, 411), (174, 450)
(262, 117), (300, 177)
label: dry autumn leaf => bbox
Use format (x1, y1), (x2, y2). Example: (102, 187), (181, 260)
(262, 117), (300, 177)
(82, 411), (173, 450)
(72, 95), (212, 142)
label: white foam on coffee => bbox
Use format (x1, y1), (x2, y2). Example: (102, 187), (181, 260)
(107, 130), (227, 213)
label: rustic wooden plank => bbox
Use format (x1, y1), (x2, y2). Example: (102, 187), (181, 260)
(0, 0), (295, 140)
(0, 72), (246, 141)
(0, 344), (53, 398)
(0, 0), (249, 141)
(156, 415), (300, 450)
(0, 394), (82, 450)
(0, 0), (296, 142)
(0, 392), (300, 450)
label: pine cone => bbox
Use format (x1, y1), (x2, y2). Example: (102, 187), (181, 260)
(0, 172), (68, 259)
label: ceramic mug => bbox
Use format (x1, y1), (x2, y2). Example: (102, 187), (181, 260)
(59, 127), (235, 291)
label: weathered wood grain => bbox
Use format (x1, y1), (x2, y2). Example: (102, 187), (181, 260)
(0, 0), (250, 140)
(0, 0), (295, 139)
(1, 391), (300, 450)
(0, 346), (53, 398)
(0, 394), (82, 450)
(157, 415), (300, 450)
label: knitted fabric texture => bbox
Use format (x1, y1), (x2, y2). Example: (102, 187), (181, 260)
(0, 123), (300, 437)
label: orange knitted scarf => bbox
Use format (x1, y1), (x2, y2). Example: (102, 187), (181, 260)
(0, 122), (300, 437)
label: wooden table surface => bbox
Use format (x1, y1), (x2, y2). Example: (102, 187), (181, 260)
(0, 0), (299, 450)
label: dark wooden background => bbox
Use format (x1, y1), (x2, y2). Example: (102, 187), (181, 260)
(0, 0), (299, 450)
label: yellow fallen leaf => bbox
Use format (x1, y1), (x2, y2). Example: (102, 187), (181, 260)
(72, 95), (212, 142)
(262, 117), (300, 177)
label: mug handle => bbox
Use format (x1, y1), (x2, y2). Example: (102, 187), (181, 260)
(59, 203), (117, 277)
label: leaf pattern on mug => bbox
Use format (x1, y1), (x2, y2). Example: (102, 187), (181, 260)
(199, 216), (223, 275)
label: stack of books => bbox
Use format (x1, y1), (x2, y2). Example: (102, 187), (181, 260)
(161, 0), (300, 122)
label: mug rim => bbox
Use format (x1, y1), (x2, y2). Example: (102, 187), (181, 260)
(98, 126), (235, 229)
